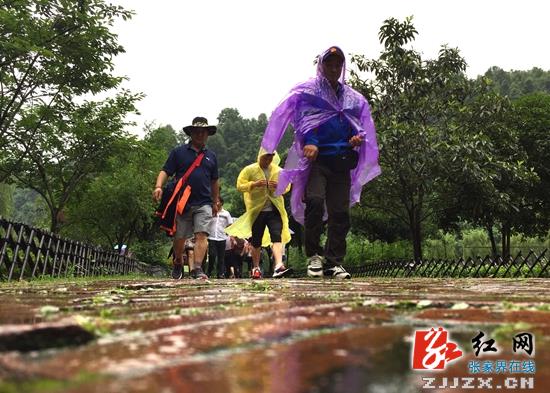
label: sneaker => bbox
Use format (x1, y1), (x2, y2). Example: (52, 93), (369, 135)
(324, 265), (351, 279)
(171, 262), (183, 280)
(190, 267), (208, 280)
(272, 264), (293, 278)
(251, 267), (262, 280)
(307, 254), (323, 277)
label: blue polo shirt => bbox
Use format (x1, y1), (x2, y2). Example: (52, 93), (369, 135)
(304, 115), (357, 156)
(303, 82), (357, 156)
(162, 143), (218, 207)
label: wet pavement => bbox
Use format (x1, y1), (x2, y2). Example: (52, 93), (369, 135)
(0, 277), (548, 392)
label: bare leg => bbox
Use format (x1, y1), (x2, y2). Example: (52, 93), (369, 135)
(173, 238), (186, 264)
(271, 242), (283, 266)
(187, 250), (194, 270)
(251, 246), (262, 269)
(193, 232), (208, 270)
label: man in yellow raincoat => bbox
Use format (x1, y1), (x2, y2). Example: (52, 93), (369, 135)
(226, 149), (292, 279)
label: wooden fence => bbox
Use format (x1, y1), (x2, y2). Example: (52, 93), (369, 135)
(292, 250), (549, 278)
(0, 218), (139, 281)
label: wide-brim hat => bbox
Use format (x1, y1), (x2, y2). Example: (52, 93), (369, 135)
(183, 116), (217, 136)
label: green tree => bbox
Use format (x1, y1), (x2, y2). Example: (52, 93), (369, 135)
(349, 16), (471, 260)
(9, 94), (139, 233)
(65, 141), (161, 250)
(484, 66), (550, 99)
(436, 85), (536, 257)
(143, 123), (179, 155)
(64, 124), (176, 263)
(513, 93), (550, 233)
(0, 0), (134, 181)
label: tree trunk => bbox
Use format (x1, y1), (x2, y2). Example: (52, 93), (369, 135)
(501, 222), (511, 259)
(50, 208), (60, 233)
(48, 205), (69, 234)
(487, 224), (498, 257)
(409, 208), (423, 261)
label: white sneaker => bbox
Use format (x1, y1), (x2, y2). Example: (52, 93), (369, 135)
(307, 254), (324, 277)
(324, 265), (351, 279)
(272, 264), (293, 278)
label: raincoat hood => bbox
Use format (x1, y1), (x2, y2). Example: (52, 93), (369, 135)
(260, 46), (381, 224)
(257, 147), (281, 167)
(317, 45), (346, 85)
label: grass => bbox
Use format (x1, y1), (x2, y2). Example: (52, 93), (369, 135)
(0, 273), (152, 288)
(0, 372), (102, 393)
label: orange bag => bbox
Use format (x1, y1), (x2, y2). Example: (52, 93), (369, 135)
(176, 185), (192, 215)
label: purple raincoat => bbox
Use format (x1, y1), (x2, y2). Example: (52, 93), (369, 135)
(261, 46), (381, 224)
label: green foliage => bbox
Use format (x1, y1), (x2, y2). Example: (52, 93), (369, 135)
(484, 67), (550, 99)
(9, 95), (140, 233)
(350, 195), (409, 242)
(349, 17), (546, 259)
(423, 231), (458, 259)
(7, 187), (49, 227)
(437, 81), (538, 257)
(0, 183), (13, 217)
(64, 126), (170, 263)
(513, 93), (550, 234)
(4, 9), (549, 266)
(0, 0), (135, 182)
(349, 16), (471, 260)
(422, 228), (549, 260)
(335, 228), (550, 264)
(343, 233), (411, 265)
(143, 123), (180, 155)
(130, 238), (172, 266)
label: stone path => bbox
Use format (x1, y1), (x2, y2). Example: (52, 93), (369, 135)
(0, 278), (548, 392)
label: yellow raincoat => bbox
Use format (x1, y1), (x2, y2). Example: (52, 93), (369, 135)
(225, 149), (291, 247)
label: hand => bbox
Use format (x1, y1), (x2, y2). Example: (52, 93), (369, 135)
(349, 135), (364, 147)
(268, 180), (277, 191)
(303, 144), (319, 160)
(252, 179), (268, 189)
(153, 187), (162, 202)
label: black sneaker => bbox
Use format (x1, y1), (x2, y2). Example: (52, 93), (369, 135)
(171, 262), (183, 280)
(272, 265), (293, 278)
(190, 267), (208, 280)
(323, 265), (351, 279)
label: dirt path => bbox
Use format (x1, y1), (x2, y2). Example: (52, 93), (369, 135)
(0, 278), (548, 392)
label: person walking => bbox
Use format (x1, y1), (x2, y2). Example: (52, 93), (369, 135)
(225, 149), (292, 279)
(207, 196), (233, 278)
(153, 116), (220, 280)
(261, 46), (380, 279)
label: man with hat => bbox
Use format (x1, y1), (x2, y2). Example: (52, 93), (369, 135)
(153, 116), (220, 280)
(260, 46), (381, 279)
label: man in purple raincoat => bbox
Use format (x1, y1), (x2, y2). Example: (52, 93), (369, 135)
(261, 46), (381, 279)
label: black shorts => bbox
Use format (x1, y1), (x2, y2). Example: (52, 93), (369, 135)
(251, 210), (282, 248)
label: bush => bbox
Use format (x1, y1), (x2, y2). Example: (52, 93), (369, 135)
(131, 238), (171, 266)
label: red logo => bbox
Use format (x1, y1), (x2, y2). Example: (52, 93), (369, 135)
(412, 327), (463, 370)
